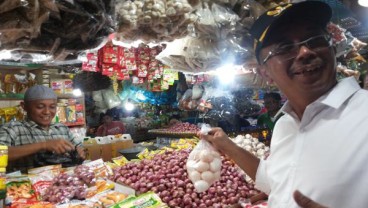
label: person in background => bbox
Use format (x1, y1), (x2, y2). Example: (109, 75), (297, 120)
(199, 1), (368, 207)
(85, 107), (100, 137)
(96, 111), (125, 136)
(256, 92), (283, 132)
(0, 85), (85, 172)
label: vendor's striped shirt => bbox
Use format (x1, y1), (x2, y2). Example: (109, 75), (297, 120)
(0, 119), (78, 172)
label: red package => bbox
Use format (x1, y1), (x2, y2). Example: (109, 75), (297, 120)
(137, 62), (148, 78)
(137, 45), (151, 65)
(147, 74), (154, 83)
(101, 65), (115, 76)
(102, 45), (119, 65)
(75, 104), (84, 123)
(149, 60), (159, 68)
(82, 52), (99, 72)
(123, 72), (130, 80)
(118, 46), (126, 69)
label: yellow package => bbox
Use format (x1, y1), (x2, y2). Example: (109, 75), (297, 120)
(137, 148), (150, 160)
(105, 162), (119, 170)
(86, 180), (115, 198)
(15, 106), (25, 121)
(56, 104), (67, 123)
(66, 105), (76, 123)
(4, 74), (16, 94)
(112, 156), (129, 166)
(3, 107), (17, 122)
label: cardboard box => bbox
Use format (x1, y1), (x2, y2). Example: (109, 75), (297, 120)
(83, 138), (133, 161)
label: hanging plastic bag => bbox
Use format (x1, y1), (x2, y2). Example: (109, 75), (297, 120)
(186, 124), (222, 193)
(102, 88), (122, 109)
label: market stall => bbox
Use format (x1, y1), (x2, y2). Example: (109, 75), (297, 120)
(0, 0), (367, 207)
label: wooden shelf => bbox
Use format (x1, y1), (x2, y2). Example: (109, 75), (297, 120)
(0, 61), (43, 69)
(0, 97), (24, 101)
(61, 122), (85, 127)
(56, 93), (84, 99)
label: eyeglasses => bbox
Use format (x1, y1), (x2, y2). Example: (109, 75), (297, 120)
(261, 35), (332, 65)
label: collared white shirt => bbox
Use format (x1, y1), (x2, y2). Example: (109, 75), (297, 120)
(255, 77), (368, 208)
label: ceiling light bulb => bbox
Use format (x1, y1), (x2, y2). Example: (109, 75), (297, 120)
(358, 0), (368, 7)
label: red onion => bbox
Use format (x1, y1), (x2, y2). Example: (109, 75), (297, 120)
(111, 149), (260, 207)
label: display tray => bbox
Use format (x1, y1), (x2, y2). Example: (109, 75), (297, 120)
(148, 129), (197, 138)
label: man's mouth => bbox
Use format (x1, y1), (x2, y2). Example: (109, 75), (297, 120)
(291, 61), (324, 76)
(293, 66), (320, 75)
(41, 116), (51, 121)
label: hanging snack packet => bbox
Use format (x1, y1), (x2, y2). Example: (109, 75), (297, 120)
(186, 124), (222, 193)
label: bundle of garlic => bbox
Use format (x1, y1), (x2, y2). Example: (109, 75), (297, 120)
(230, 134), (270, 184)
(231, 134), (269, 159)
(156, 2), (252, 73)
(115, 0), (198, 43)
(186, 140), (222, 193)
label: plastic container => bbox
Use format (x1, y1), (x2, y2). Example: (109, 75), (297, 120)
(0, 146), (8, 168)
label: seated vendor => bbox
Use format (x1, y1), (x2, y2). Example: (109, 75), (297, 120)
(0, 85), (85, 172)
(96, 111), (125, 136)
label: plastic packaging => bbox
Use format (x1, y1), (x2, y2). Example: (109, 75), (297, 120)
(0, 0), (115, 62)
(186, 124), (222, 193)
(0, 146), (8, 168)
(102, 88), (122, 109)
(114, 0), (197, 44)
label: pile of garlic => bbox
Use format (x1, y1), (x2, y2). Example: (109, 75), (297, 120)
(187, 149), (222, 193)
(115, 0), (198, 43)
(231, 134), (270, 184)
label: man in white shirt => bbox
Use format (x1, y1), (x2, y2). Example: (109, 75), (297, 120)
(199, 1), (368, 207)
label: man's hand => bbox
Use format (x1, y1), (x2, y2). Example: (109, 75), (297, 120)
(76, 146), (86, 159)
(197, 127), (234, 154)
(293, 190), (328, 208)
(42, 139), (75, 154)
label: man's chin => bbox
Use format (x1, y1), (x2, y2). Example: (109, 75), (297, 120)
(36, 121), (51, 128)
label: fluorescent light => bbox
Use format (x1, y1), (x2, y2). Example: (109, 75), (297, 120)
(358, 0), (368, 7)
(125, 101), (135, 111)
(216, 64), (236, 85)
(72, 89), (82, 96)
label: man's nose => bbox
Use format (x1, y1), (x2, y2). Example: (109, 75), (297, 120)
(294, 45), (318, 61)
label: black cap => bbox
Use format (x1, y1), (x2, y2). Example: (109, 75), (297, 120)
(249, 1), (332, 63)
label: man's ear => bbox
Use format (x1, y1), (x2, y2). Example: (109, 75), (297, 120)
(257, 65), (274, 84)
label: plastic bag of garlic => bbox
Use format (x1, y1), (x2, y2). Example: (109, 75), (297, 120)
(156, 2), (253, 73)
(186, 124), (223, 193)
(230, 134), (270, 184)
(114, 0), (198, 43)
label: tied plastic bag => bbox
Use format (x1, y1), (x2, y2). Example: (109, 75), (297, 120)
(186, 124), (222, 193)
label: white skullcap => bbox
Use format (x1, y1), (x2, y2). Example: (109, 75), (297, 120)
(24, 85), (57, 101)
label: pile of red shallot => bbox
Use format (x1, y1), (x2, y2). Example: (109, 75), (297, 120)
(111, 149), (259, 207)
(166, 122), (200, 132)
(43, 165), (96, 203)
